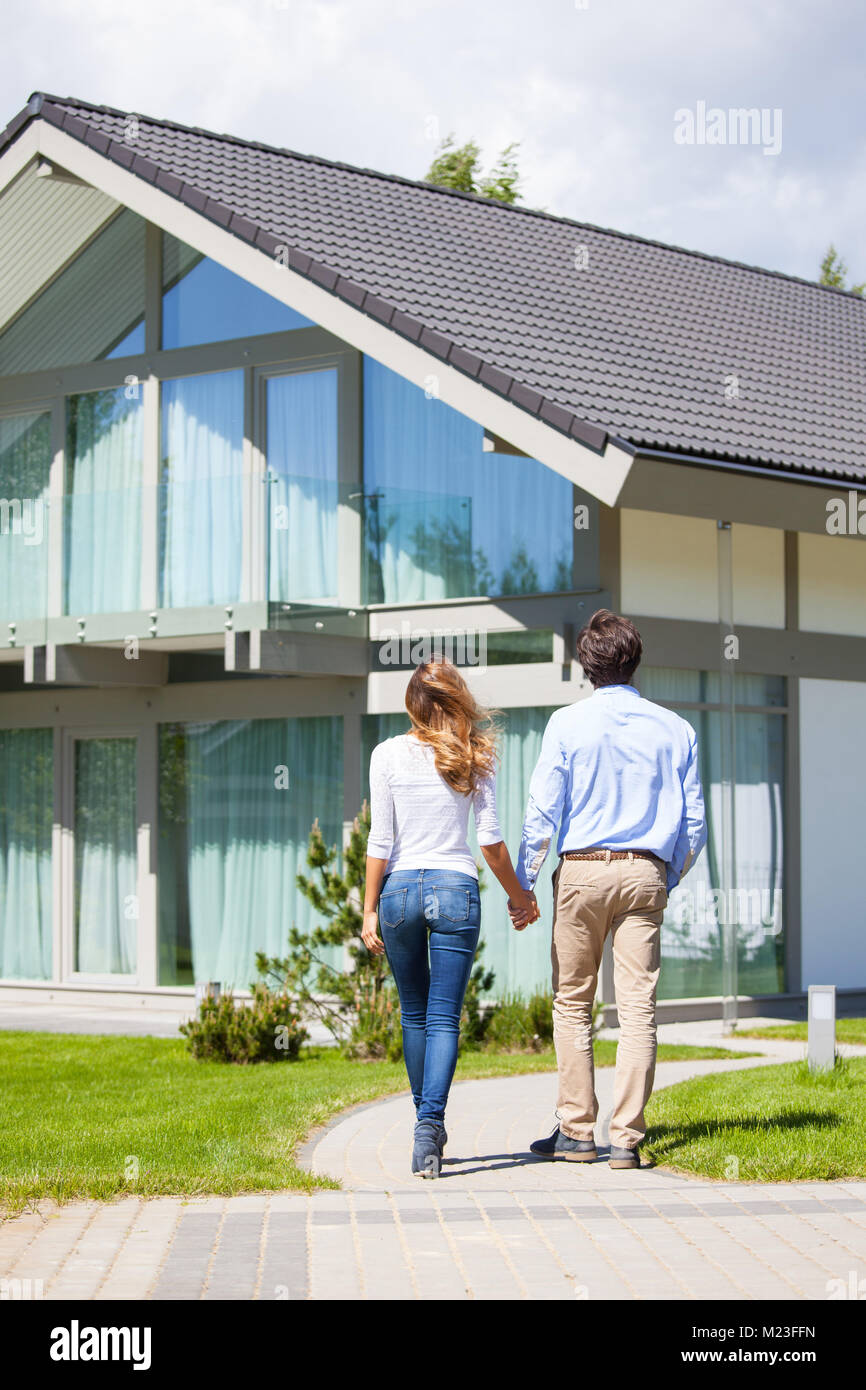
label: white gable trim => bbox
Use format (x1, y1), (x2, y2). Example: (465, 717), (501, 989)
(1, 120), (634, 505)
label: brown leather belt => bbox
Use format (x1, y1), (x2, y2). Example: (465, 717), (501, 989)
(562, 849), (661, 863)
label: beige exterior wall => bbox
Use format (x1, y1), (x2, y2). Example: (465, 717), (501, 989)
(621, 510), (718, 621)
(621, 510), (785, 627)
(800, 677), (866, 987)
(732, 523), (785, 628)
(799, 532), (866, 637)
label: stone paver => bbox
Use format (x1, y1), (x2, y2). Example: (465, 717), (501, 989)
(2, 1037), (865, 1301)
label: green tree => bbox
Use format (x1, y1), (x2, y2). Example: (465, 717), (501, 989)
(262, 802), (400, 1059)
(819, 245), (865, 296)
(425, 135), (523, 205)
(500, 542), (540, 596)
(478, 141), (522, 204)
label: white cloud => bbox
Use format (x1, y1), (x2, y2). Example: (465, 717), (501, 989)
(2, 0), (864, 284)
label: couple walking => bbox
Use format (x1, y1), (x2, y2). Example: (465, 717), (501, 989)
(362, 610), (707, 1178)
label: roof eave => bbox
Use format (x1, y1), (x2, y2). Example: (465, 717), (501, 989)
(0, 103), (633, 503)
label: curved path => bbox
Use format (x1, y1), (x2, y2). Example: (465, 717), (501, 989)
(2, 1033), (865, 1301)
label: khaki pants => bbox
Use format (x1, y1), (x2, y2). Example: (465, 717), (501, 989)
(551, 852), (667, 1151)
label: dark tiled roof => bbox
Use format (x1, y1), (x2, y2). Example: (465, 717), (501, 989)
(4, 93), (866, 483)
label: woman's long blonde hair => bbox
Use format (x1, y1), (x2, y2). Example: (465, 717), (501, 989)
(405, 659), (499, 795)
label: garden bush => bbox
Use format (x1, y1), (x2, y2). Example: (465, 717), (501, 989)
(180, 982), (308, 1063)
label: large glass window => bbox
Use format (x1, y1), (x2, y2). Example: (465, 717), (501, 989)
(73, 737), (138, 976)
(64, 388), (143, 615)
(361, 707), (558, 996)
(638, 669), (786, 999)
(0, 728), (53, 980)
(162, 233), (312, 349)
(0, 210), (146, 375)
(0, 411), (51, 622)
(362, 358), (593, 603)
(266, 368), (339, 602)
(158, 716), (343, 986)
(160, 370), (244, 608)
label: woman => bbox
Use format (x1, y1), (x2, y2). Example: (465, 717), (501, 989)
(362, 659), (538, 1178)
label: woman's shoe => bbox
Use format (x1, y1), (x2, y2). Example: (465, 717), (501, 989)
(413, 1118), (448, 1158)
(412, 1120), (442, 1178)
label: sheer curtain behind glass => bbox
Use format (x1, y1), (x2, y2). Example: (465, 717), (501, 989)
(160, 371), (244, 607)
(0, 729), (53, 980)
(158, 717), (343, 987)
(363, 358), (579, 603)
(0, 412), (50, 622)
(266, 369), (338, 602)
(65, 389), (143, 614)
(74, 738), (137, 975)
(638, 670), (785, 998)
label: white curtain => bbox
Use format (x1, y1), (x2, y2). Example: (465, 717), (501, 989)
(65, 389), (143, 614)
(164, 716), (343, 988)
(468, 707), (560, 995)
(160, 370), (244, 607)
(74, 737), (137, 975)
(266, 369), (339, 601)
(0, 728), (53, 980)
(362, 358), (577, 603)
(638, 670), (785, 998)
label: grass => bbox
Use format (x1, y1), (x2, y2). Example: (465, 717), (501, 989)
(645, 1057), (866, 1181)
(736, 1018), (866, 1045)
(0, 1031), (751, 1209)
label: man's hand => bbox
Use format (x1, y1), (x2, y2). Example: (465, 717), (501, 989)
(507, 889), (539, 932)
(361, 909), (385, 956)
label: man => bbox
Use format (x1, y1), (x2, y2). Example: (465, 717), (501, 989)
(511, 610), (707, 1169)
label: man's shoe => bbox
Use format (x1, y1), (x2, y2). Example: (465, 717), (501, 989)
(609, 1144), (641, 1169)
(529, 1127), (597, 1162)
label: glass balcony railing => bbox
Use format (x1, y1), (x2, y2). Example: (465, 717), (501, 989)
(361, 487), (473, 605)
(358, 478), (583, 604)
(266, 469), (340, 604)
(0, 472), (353, 648)
(0, 469), (591, 652)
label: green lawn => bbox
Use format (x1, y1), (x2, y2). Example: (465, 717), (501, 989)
(0, 1031), (750, 1209)
(736, 1018), (866, 1045)
(645, 1057), (866, 1180)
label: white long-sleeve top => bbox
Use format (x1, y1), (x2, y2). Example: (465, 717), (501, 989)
(367, 733), (503, 878)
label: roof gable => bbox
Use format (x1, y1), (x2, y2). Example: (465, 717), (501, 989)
(2, 92), (865, 485)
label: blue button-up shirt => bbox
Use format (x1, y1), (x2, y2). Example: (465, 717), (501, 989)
(516, 684), (708, 893)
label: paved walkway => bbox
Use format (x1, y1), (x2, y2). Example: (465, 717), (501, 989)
(2, 1034), (865, 1301)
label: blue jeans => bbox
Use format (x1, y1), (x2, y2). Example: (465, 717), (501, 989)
(378, 869), (481, 1124)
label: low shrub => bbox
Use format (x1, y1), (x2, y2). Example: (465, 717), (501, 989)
(474, 993), (603, 1053)
(180, 983), (308, 1063)
(479, 990), (554, 1052)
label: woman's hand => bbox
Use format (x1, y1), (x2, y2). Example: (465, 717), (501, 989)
(508, 889), (539, 932)
(361, 909), (385, 956)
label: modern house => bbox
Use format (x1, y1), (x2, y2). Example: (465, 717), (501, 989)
(0, 92), (864, 1024)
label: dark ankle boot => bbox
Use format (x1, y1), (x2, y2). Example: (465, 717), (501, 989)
(411, 1120), (441, 1178)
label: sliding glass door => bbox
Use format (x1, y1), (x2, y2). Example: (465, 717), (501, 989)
(65, 732), (139, 979)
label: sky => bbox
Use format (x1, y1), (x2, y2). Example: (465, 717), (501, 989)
(2, 0), (864, 284)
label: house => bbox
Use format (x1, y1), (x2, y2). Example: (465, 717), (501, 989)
(0, 92), (864, 1024)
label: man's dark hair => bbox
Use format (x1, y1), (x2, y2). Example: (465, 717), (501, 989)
(576, 610), (643, 688)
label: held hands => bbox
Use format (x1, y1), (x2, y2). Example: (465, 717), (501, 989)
(361, 909), (385, 956)
(507, 889), (539, 932)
